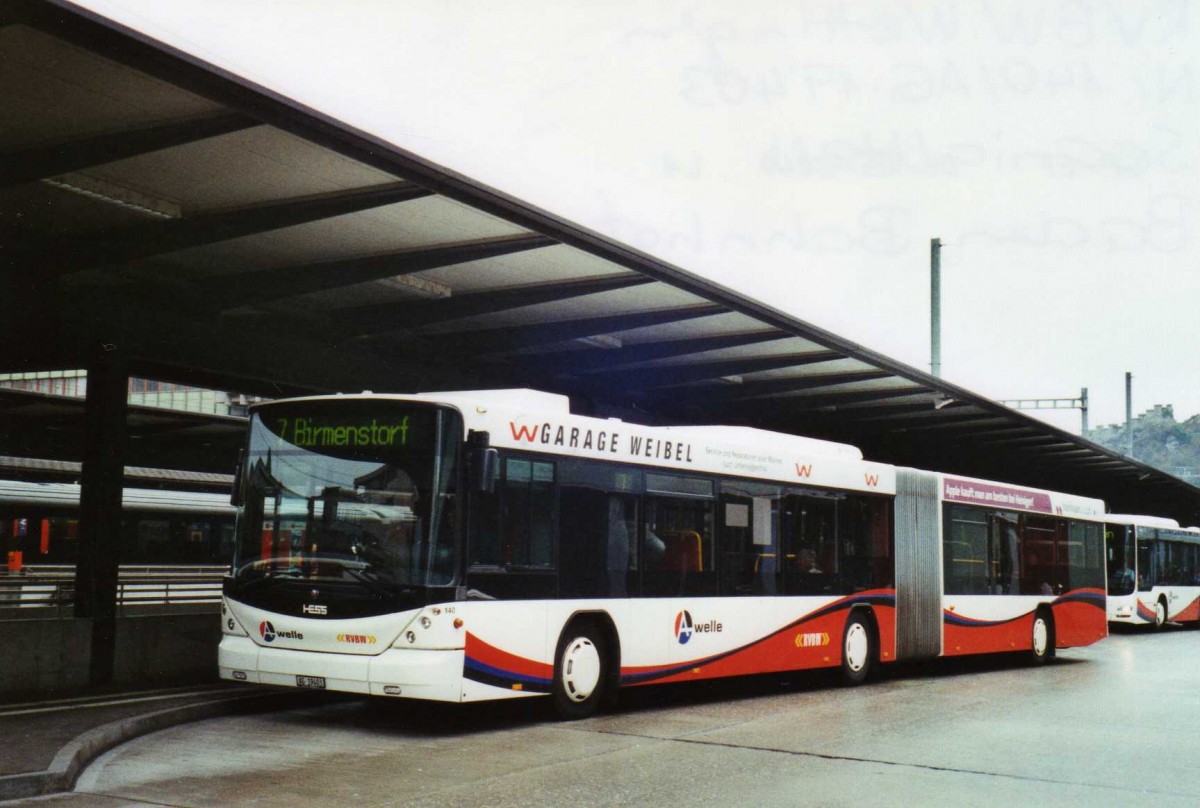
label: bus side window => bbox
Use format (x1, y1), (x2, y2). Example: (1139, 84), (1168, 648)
(989, 514), (1019, 595)
(471, 458), (555, 570)
(642, 490), (715, 597)
(718, 485), (779, 597)
(559, 487), (636, 597)
(1019, 516), (1059, 595)
(943, 505), (987, 595)
(501, 460), (555, 568)
(780, 493), (837, 595)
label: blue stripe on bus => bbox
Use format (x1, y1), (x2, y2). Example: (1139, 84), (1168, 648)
(463, 658), (552, 690)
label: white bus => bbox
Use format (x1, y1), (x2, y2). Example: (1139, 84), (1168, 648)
(219, 390), (1108, 718)
(1105, 514), (1200, 629)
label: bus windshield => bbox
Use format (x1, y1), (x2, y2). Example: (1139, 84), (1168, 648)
(232, 401), (461, 594)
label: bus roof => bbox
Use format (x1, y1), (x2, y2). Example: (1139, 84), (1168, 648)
(1104, 514), (1182, 529)
(255, 389), (891, 495)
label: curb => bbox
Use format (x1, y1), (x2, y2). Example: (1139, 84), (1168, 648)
(0, 689), (324, 802)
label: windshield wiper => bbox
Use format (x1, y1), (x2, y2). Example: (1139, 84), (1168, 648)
(344, 567), (395, 598)
(235, 562), (305, 588)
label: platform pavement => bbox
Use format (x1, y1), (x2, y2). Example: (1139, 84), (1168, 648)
(0, 683), (333, 802)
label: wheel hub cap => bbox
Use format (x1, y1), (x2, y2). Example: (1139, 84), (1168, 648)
(562, 638), (601, 702)
(1033, 618), (1048, 654)
(845, 624), (868, 672)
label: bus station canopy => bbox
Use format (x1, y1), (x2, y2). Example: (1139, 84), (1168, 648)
(3, 0), (1199, 523)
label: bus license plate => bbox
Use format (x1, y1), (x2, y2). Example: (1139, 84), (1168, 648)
(296, 675), (326, 689)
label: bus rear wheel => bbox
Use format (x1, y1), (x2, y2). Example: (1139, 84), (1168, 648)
(1030, 610), (1055, 666)
(840, 612), (874, 685)
(552, 622), (608, 720)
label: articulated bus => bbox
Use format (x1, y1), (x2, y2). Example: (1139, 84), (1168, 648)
(219, 390), (1108, 718)
(1105, 514), (1200, 629)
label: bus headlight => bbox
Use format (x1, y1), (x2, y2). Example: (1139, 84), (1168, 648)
(392, 608), (466, 649)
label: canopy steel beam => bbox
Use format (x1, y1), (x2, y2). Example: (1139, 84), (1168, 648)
(1068, 456), (1135, 466)
(712, 370), (893, 402)
(422, 303), (728, 353)
(831, 401), (961, 420)
(1027, 447), (1098, 458)
(22, 284), (417, 397)
(604, 351), (842, 391)
(957, 426), (1041, 441)
(209, 233), (557, 310)
(972, 434), (1066, 448)
(524, 330), (790, 375)
(896, 416), (1016, 433)
(843, 404), (981, 425)
(327, 273), (654, 337)
(716, 388), (928, 423)
(0, 111), (259, 188)
(127, 359), (319, 400)
(14, 182), (432, 278)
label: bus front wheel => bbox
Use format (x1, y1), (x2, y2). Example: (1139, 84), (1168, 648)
(1030, 610), (1055, 666)
(1153, 599), (1168, 630)
(840, 612), (874, 686)
(552, 622), (608, 720)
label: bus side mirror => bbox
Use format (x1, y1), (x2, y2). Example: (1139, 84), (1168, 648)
(230, 449), (245, 507)
(469, 447), (499, 493)
(467, 430), (499, 493)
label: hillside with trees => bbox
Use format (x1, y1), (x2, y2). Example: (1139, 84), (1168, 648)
(1088, 405), (1200, 485)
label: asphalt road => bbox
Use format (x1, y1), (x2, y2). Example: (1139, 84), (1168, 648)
(8, 628), (1198, 807)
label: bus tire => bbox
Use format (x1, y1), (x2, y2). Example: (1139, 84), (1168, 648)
(840, 612), (874, 686)
(552, 621), (607, 720)
(1152, 598), (1168, 630)
(1030, 609), (1055, 666)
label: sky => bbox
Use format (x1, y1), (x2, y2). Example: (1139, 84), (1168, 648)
(75, 0), (1200, 434)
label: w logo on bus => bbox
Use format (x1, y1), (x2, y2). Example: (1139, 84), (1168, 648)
(509, 422), (540, 442)
(260, 621), (276, 643)
(674, 610), (694, 645)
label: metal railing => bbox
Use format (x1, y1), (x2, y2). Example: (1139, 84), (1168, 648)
(0, 565), (227, 615)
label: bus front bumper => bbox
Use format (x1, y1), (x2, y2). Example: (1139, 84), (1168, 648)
(219, 635), (465, 702)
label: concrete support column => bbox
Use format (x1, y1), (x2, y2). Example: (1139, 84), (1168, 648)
(74, 347), (129, 686)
